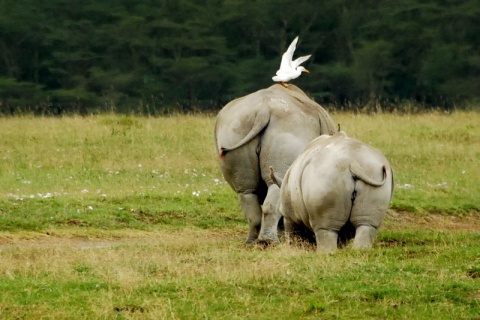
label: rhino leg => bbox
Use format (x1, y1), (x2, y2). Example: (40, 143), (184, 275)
(352, 225), (378, 249)
(282, 216), (294, 244)
(314, 229), (339, 253)
(258, 185), (281, 243)
(350, 180), (391, 249)
(238, 193), (263, 244)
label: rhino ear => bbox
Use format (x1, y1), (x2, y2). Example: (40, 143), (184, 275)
(269, 166), (283, 187)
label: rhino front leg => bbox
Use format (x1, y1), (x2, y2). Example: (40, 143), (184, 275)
(238, 192), (263, 244)
(352, 225), (378, 249)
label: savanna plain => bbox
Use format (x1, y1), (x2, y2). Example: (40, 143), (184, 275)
(0, 111), (479, 319)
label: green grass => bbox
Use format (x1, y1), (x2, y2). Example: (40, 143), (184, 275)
(0, 112), (479, 319)
(0, 229), (478, 319)
(1, 112), (478, 226)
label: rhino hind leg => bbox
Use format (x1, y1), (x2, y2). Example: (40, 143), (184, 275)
(238, 193), (263, 244)
(352, 225), (378, 249)
(284, 219), (316, 246)
(283, 216), (293, 243)
(314, 229), (339, 253)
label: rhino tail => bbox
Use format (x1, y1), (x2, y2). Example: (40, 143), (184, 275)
(219, 107), (270, 157)
(349, 163), (387, 187)
(389, 167), (395, 201)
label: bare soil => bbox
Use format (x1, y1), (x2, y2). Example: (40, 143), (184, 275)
(0, 212), (477, 250)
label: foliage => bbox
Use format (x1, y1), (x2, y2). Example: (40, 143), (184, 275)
(0, 0), (479, 114)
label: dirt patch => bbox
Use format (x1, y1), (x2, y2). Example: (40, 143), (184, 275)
(0, 236), (122, 250)
(0, 228), (243, 250)
(0, 214), (477, 250)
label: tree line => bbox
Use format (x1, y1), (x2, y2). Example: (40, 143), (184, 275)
(0, 0), (479, 115)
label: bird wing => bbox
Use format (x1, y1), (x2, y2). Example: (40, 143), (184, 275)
(292, 54), (311, 68)
(278, 36), (299, 71)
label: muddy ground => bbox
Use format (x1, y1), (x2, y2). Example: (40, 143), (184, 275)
(0, 212), (478, 250)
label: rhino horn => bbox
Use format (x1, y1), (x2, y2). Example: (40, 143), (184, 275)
(269, 166), (283, 187)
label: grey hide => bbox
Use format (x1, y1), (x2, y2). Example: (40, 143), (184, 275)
(214, 84), (337, 243)
(273, 131), (394, 252)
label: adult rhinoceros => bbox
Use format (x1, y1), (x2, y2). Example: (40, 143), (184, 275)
(266, 131), (394, 252)
(214, 84), (337, 243)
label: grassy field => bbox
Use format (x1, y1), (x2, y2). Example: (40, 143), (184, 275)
(0, 112), (479, 319)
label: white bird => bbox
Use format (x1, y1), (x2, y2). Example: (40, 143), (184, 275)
(272, 36), (311, 87)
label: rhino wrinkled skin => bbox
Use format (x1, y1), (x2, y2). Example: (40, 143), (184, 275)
(272, 131), (394, 252)
(214, 84), (337, 243)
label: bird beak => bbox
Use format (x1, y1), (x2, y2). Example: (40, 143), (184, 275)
(304, 69), (310, 73)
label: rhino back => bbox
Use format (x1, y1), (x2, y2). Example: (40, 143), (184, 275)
(215, 85), (337, 154)
(280, 133), (374, 227)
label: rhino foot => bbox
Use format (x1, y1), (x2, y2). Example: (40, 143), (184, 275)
(257, 233), (281, 245)
(244, 236), (258, 244)
(258, 239), (281, 246)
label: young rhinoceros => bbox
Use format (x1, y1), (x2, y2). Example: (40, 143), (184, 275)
(271, 131), (394, 253)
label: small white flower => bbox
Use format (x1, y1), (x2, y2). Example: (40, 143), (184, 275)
(22, 180), (31, 184)
(81, 189), (89, 193)
(192, 191), (200, 197)
(43, 193), (53, 199)
(88, 206), (94, 210)
(138, 164), (142, 168)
